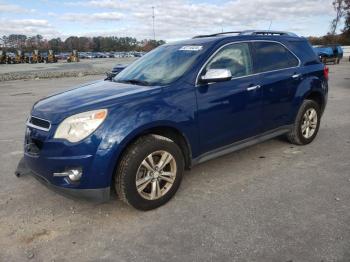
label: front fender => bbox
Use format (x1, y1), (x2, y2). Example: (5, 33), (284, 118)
(95, 84), (198, 186)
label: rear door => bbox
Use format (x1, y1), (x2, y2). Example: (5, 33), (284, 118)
(252, 41), (301, 131)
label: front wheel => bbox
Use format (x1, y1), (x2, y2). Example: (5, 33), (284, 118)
(287, 100), (321, 145)
(115, 134), (184, 210)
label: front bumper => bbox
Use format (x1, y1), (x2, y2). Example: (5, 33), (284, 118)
(20, 121), (117, 202)
(16, 157), (110, 202)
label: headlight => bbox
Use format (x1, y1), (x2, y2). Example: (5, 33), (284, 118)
(54, 109), (107, 143)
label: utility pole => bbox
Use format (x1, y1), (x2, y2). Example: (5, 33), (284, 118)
(152, 6), (156, 41)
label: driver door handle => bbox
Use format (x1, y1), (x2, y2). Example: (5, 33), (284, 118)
(292, 73), (301, 79)
(247, 85), (261, 91)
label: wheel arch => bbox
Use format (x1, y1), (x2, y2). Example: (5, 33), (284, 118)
(109, 124), (193, 186)
(291, 73), (326, 123)
(139, 126), (193, 169)
(304, 90), (326, 114)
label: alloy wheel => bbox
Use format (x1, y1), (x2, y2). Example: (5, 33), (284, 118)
(135, 150), (177, 200)
(301, 108), (318, 139)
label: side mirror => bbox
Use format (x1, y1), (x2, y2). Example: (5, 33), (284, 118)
(200, 69), (232, 84)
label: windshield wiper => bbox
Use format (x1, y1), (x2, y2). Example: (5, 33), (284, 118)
(116, 79), (151, 86)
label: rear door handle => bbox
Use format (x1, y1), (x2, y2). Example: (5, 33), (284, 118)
(292, 73), (301, 79)
(247, 85), (261, 91)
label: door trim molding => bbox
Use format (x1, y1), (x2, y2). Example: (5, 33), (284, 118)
(192, 125), (292, 166)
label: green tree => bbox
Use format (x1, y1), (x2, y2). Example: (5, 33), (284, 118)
(64, 36), (79, 51)
(343, 0), (350, 34)
(330, 0), (346, 34)
(330, 0), (350, 34)
(48, 38), (63, 52)
(0, 34), (165, 52)
(7, 34), (27, 49)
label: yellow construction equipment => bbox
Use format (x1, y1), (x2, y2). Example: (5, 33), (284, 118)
(67, 50), (79, 62)
(30, 50), (44, 63)
(0, 50), (8, 64)
(45, 50), (57, 63)
(14, 50), (26, 64)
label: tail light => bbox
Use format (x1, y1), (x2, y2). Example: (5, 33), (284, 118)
(324, 66), (329, 81)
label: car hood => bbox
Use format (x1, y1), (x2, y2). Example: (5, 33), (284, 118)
(315, 48), (333, 56)
(31, 80), (156, 124)
(318, 51), (332, 56)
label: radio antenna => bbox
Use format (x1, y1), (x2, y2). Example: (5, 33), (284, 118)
(152, 6), (156, 40)
(268, 20), (273, 30)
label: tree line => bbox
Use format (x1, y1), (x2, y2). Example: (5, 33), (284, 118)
(1, 1), (349, 52)
(0, 34), (166, 52)
(309, 0), (350, 45)
(308, 33), (350, 45)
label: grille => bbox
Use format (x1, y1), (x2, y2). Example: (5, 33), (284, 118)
(28, 116), (51, 131)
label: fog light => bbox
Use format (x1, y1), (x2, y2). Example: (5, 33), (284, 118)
(68, 169), (82, 181)
(53, 168), (82, 181)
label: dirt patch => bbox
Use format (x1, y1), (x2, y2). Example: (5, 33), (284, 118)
(10, 92), (34, 96)
(0, 70), (104, 82)
(20, 229), (54, 244)
(0, 57), (136, 82)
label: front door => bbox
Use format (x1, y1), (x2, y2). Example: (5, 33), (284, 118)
(196, 42), (263, 153)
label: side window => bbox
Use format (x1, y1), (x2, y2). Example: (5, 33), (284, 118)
(253, 42), (299, 73)
(287, 40), (319, 66)
(203, 43), (253, 78)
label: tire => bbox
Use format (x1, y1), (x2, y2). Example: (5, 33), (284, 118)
(115, 134), (184, 210)
(287, 99), (321, 145)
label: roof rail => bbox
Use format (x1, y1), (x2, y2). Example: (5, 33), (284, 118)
(240, 30), (298, 36)
(193, 30), (298, 38)
(193, 31), (242, 38)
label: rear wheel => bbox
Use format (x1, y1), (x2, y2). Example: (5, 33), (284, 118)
(287, 100), (321, 145)
(115, 134), (184, 210)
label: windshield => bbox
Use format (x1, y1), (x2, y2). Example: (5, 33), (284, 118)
(114, 44), (206, 86)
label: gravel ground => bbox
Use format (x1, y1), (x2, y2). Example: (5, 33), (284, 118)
(0, 58), (136, 81)
(0, 62), (349, 262)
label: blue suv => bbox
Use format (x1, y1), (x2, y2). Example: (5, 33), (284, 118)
(17, 30), (329, 210)
(314, 44), (343, 64)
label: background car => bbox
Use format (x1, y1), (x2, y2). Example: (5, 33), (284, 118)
(314, 44), (343, 64)
(105, 64), (127, 80)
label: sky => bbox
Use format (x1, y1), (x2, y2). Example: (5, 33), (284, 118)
(0, 0), (342, 41)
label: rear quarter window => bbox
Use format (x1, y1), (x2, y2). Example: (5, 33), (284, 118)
(253, 42), (299, 73)
(286, 40), (320, 66)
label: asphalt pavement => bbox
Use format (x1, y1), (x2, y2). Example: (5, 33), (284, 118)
(0, 62), (349, 262)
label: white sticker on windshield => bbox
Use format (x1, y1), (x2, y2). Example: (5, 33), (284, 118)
(179, 45), (203, 51)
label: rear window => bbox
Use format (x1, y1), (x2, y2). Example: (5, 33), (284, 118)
(253, 42), (299, 73)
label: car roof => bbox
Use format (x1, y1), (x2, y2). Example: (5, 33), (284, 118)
(167, 35), (304, 47)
